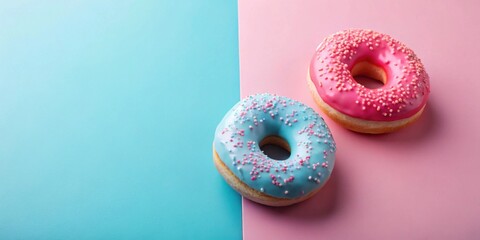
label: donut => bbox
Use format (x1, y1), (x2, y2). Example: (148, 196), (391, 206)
(213, 93), (336, 206)
(308, 29), (430, 134)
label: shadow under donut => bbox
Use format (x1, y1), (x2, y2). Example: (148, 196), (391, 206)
(347, 98), (442, 145)
(249, 158), (343, 221)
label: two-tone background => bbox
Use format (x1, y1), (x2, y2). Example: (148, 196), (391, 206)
(1, 1), (479, 239)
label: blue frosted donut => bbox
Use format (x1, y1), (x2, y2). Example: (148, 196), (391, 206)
(213, 93), (336, 206)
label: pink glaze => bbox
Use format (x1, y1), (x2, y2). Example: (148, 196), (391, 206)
(309, 29), (430, 121)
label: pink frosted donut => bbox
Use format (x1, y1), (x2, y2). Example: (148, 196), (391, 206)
(308, 29), (430, 134)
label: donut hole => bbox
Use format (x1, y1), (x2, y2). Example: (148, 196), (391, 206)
(351, 61), (387, 89)
(259, 135), (291, 161)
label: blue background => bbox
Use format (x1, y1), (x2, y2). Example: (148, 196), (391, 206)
(0, 1), (241, 239)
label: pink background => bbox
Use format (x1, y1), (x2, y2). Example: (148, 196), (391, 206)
(238, 0), (480, 239)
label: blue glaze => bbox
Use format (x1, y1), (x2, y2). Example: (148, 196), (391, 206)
(214, 94), (336, 199)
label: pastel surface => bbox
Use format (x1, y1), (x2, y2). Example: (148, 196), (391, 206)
(0, 1), (241, 239)
(214, 93), (336, 199)
(239, 0), (480, 239)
